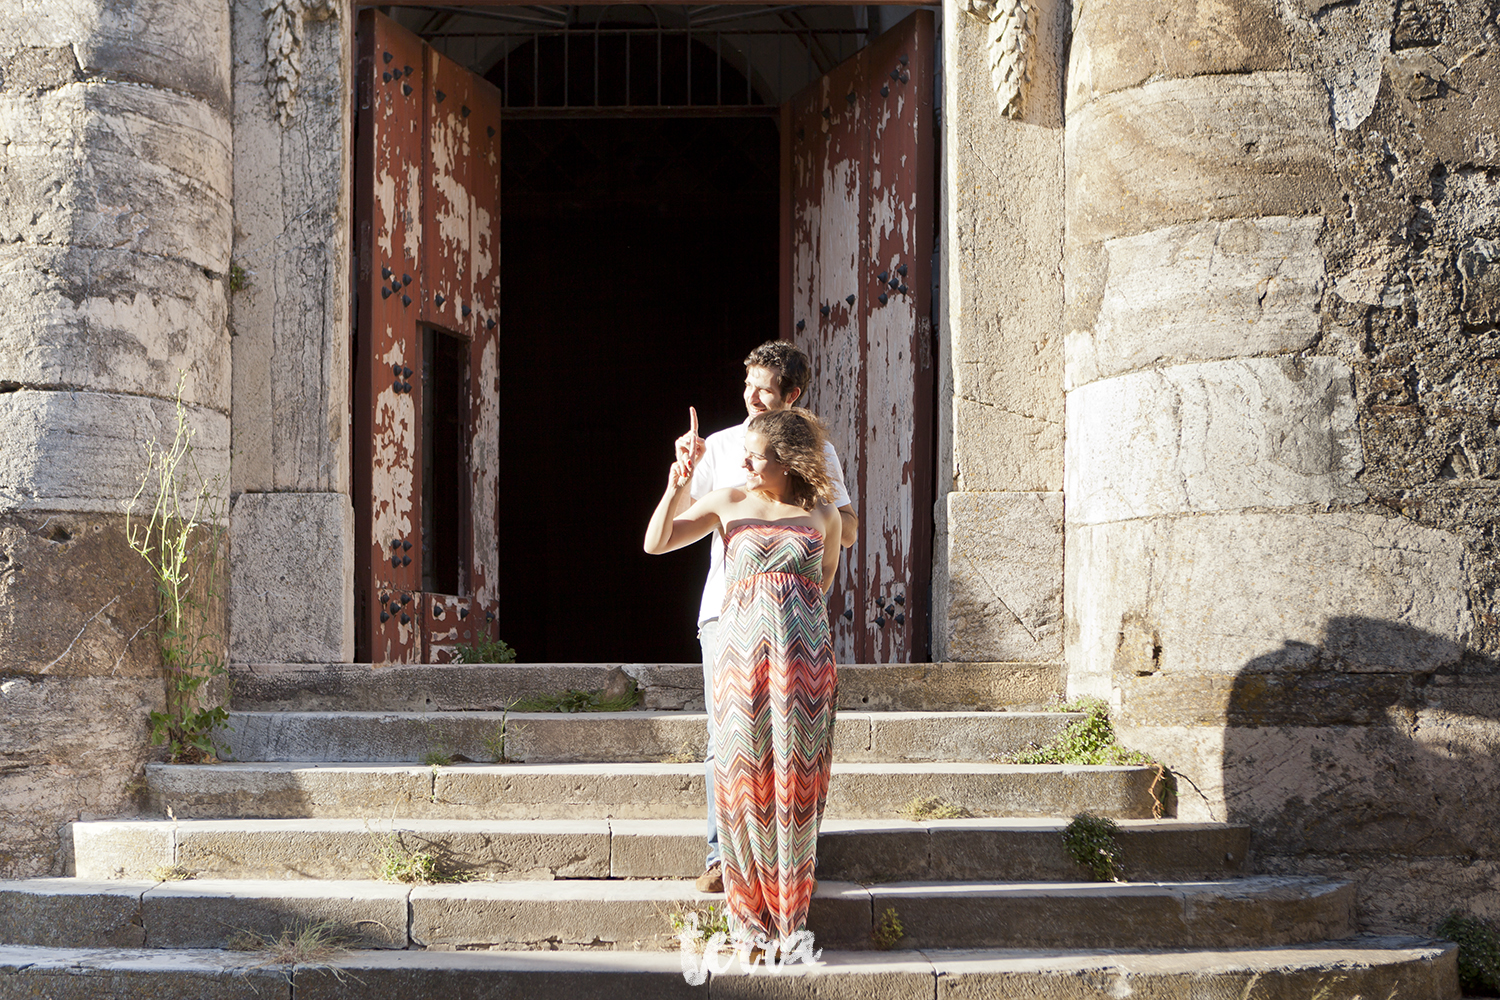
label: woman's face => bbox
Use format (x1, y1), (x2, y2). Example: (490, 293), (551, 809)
(743, 430), (787, 495)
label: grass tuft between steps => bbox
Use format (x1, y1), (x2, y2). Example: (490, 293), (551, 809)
(1009, 697), (1175, 817)
(373, 829), (476, 884)
(897, 796), (974, 821)
(226, 919), (351, 968)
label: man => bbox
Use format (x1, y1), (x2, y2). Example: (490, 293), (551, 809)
(671, 340), (857, 893)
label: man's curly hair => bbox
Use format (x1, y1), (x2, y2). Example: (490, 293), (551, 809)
(744, 340), (812, 401)
(747, 408), (835, 511)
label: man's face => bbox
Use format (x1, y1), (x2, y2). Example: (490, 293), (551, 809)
(743, 365), (800, 416)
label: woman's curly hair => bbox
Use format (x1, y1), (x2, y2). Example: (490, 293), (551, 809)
(747, 408), (835, 511)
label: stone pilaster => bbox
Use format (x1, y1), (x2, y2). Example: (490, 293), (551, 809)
(934, 0), (1068, 666)
(227, 0), (355, 663)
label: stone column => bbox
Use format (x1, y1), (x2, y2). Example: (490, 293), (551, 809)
(1064, 0), (1500, 932)
(933, 0), (1068, 688)
(0, 0), (232, 875)
(227, 0), (354, 665)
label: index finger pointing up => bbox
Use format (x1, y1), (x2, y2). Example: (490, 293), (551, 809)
(689, 406), (699, 440)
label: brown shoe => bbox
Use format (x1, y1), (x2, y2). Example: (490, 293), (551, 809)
(695, 862), (723, 893)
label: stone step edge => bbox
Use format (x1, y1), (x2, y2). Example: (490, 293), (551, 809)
(0, 937), (1457, 972)
(0, 875), (1354, 953)
(145, 761), (1155, 775)
(228, 661), (1067, 713)
(214, 708), (1083, 764)
(67, 817), (1250, 883)
(143, 760), (1168, 821)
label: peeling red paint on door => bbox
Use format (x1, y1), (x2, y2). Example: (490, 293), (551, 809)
(356, 11), (502, 663)
(785, 11), (934, 663)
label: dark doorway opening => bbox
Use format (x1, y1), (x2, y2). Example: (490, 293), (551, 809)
(497, 113), (779, 662)
(422, 326), (472, 598)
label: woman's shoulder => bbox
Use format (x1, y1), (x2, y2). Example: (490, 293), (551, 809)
(703, 486), (752, 506)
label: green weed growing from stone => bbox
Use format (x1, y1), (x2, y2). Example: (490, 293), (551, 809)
(1063, 813), (1123, 882)
(451, 635), (517, 663)
(422, 749), (454, 767)
(669, 902), (731, 948)
(1010, 697), (1174, 817)
(480, 700), (521, 762)
(126, 372), (230, 763)
(872, 907), (904, 950)
(228, 262), (251, 293)
(226, 919), (352, 967)
(514, 680), (642, 713)
(1435, 911), (1500, 995)
(373, 830), (474, 884)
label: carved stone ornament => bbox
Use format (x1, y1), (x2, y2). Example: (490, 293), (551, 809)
(963, 0), (1036, 119)
(264, 0), (340, 124)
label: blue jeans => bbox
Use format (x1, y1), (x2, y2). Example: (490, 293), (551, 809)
(698, 618), (721, 870)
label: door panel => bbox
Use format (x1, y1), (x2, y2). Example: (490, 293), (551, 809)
(355, 11), (501, 663)
(785, 11), (934, 663)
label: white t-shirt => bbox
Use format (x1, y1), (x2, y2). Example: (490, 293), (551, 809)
(688, 415), (852, 626)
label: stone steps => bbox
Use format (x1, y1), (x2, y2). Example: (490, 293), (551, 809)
(145, 761), (1166, 820)
(69, 817), (1250, 883)
(228, 661), (1065, 712)
(9, 659), (1462, 998)
(0, 940), (1459, 1000)
(216, 709), (1079, 764)
(0, 875), (1356, 952)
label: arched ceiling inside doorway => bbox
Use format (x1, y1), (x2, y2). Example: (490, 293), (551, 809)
(385, 5), (928, 111)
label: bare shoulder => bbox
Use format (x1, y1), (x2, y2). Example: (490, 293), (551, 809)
(702, 487), (749, 509)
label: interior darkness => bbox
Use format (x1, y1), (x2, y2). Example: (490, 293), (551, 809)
(495, 45), (779, 661)
(423, 327), (470, 597)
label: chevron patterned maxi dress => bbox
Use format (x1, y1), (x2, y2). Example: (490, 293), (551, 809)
(712, 523), (837, 945)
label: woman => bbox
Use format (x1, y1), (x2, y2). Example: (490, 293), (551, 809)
(645, 408), (841, 956)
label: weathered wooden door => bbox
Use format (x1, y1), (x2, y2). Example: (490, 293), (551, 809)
(354, 11), (502, 663)
(783, 11), (935, 663)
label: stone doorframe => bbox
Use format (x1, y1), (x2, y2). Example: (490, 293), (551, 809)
(226, 0), (1070, 685)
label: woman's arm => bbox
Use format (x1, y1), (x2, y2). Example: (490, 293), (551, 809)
(644, 466), (726, 555)
(816, 503), (842, 594)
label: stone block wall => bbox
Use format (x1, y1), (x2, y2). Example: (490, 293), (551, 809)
(227, 0), (355, 664)
(1064, 0), (1500, 933)
(933, 0), (1069, 668)
(0, 0), (232, 876)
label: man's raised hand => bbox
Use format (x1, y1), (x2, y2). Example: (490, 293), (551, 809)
(674, 406), (707, 472)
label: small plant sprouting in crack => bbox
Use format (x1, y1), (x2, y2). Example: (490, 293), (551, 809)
(513, 682), (642, 713)
(372, 829), (475, 884)
(147, 863), (195, 881)
(1063, 813), (1123, 882)
(896, 796), (974, 821)
(872, 907), (904, 950)
(451, 635), (517, 663)
(667, 902), (731, 952)
(480, 699), (522, 763)
(228, 262), (251, 293)
(1010, 697), (1175, 818)
(126, 371), (230, 763)
(422, 750), (454, 768)
(226, 919), (357, 980)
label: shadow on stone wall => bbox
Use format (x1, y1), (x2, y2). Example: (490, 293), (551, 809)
(1131, 618), (1500, 933)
